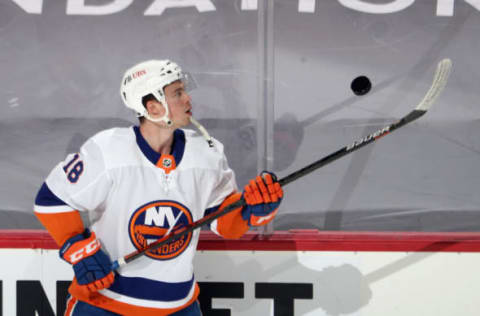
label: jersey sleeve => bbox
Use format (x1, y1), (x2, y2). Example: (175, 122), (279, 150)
(205, 151), (249, 239)
(39, 138), (111, 213)
(34, 138), (111, 245)
(205, 152), (237, 209)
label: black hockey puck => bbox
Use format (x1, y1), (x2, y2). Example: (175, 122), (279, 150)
(351, 76), (372, 96)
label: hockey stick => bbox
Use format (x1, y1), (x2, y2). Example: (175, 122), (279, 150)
(112, 58), (452, 270)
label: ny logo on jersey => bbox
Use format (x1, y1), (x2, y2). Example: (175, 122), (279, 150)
(144, 206), (178, 226)
(128, 200), (193, 260)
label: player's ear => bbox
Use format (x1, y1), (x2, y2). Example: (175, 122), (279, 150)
(145, 99), (164, 116)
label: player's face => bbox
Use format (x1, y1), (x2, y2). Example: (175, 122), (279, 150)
(164, 80), (192, 128)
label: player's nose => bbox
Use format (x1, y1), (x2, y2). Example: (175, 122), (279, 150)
(184, 93), (192, 106)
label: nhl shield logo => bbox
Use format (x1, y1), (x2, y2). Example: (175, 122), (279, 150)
(157, 154), (176, 174)
(162, 157), (172, 168)
(128, 200), (193, 260)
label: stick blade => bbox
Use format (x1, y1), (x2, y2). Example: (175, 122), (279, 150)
(415, 58), (452, 112)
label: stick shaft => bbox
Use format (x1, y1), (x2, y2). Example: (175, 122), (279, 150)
(279, 109), (425, 186)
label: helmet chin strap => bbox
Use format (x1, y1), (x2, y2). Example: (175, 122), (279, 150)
(143, 112), (173, 126)
(141, 99), (213, 148)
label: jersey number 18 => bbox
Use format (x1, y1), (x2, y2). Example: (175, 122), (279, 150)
(63, 153), (84, 183)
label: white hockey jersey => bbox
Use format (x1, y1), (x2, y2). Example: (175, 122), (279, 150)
(34, 126), (238, 314)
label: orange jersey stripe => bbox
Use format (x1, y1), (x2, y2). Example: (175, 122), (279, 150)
(34, 210), (84, 246)
(68, 279), (200, 316)
(64, 296), (78, 316)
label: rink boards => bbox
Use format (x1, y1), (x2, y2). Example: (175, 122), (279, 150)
(1, 230), (480, 316)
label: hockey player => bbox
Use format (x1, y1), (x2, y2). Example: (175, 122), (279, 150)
(33, 59), (283, 315)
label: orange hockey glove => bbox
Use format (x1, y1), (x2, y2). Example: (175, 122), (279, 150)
(241, 172), (283, 227)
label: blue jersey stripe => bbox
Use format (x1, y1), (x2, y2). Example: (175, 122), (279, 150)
(35, 182), (68, 206)
(108, 274), (194, 301)
(171, 129), (185, 166)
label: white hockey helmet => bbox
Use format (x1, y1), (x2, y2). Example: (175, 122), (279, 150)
(120, 59), (184, 125)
